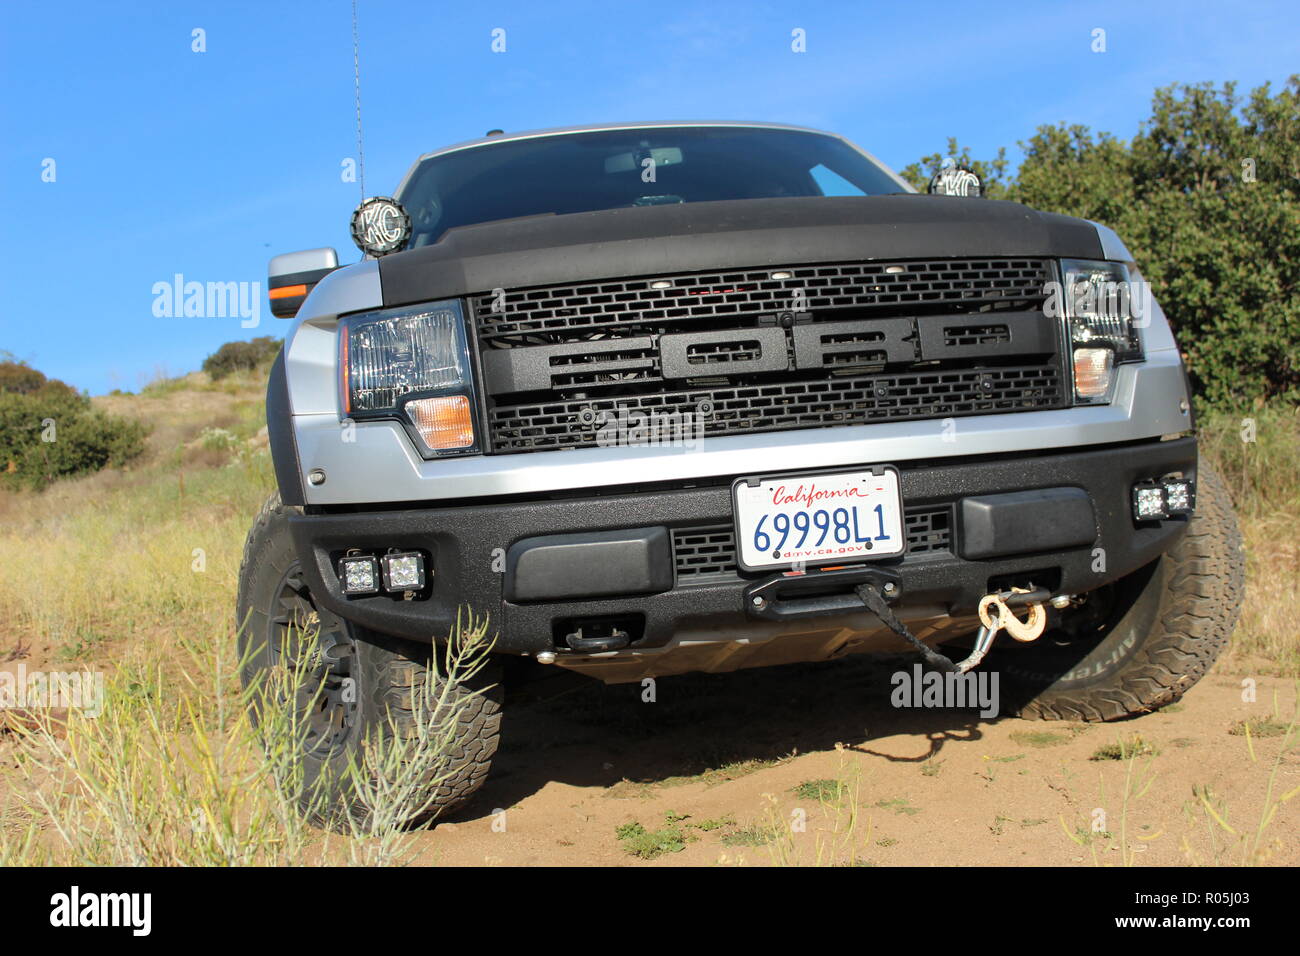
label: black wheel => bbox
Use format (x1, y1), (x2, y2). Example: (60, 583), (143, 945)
(985, 462), (1244, 721)
(235, 493), (502, 827)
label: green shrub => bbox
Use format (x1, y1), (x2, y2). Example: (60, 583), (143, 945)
(0, 360), (49, 395)
(0, 389), (147, 491)
(0, 357), (83, 402)
(201, 337), (282, 380)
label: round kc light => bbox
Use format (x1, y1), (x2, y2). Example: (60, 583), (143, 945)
(927, 163), (983, 198)
(350, 196), (412, 257)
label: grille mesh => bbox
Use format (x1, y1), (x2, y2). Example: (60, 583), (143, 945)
(489, 364), (1063, 452)
(672, 506), (953, 585)
(472, 258), (1050, 343)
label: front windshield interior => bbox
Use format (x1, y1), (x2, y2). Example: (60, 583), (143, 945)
(397, 126), (904, 246)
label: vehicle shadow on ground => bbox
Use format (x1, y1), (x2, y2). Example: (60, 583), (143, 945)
(447, 652), (1007, 824)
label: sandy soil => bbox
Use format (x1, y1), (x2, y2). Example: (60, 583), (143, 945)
(408, 656), (1299, 866)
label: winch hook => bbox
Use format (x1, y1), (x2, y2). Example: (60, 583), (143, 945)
(855, 583), (1049, 674)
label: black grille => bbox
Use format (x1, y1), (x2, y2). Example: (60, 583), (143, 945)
(471, 257), (1065, 454)
(671, 525), (739, 583)
(903, 507), (953, 555)
(488, 364), (1063, 453)
(472, 258), (1051, 343)
(672, 506), (953, 585)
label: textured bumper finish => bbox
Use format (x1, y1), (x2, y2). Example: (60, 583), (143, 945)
(505, 527), (673, 602)
(958, 487), (1096, 560)
(288, 437), (1196, 663)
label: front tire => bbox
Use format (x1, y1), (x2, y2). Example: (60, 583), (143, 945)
(235, 493), (502, 827)
(989, 462), (1244, 721)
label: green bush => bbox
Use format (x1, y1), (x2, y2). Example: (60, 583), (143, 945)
(903, 76), (1300, 410)
(0, 360), (48, 395)
(0, 388), (147, 491)
(201, 337), (282, 380)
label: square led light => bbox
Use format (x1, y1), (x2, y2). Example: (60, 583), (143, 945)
(1132, 484), (1167, 521)
(339, 555), (380, 595)
(381, 552), (426, 592)
(1163, 479), (1194, 515)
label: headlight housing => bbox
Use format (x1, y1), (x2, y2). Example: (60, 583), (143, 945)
(1058, 258), (1145, 404)
(338, 299), (482, 457)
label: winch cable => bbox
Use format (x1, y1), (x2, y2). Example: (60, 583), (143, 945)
(854, 583), (960, 673)
(855, 583), (1049, 675)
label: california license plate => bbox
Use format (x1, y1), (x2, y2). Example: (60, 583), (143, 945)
(731, 466), (906, 571)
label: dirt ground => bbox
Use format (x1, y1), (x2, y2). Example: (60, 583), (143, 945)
(409, 656), (1299, 866)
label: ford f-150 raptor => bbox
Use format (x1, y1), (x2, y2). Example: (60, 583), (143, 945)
(237, 121), (1243, 823)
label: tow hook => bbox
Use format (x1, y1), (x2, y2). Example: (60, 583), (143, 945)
(564, 625), (631, 653)
(855, 583), (1050, 674)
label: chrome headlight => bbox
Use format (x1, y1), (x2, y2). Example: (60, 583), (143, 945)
(1057, 259), (1145, 404)
(338, 299), (481, 457)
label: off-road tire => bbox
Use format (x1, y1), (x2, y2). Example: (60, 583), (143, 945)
(991, 462), (1244, 721)
(235, 492), (502, 827)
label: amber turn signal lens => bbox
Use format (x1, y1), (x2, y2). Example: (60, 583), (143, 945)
(1073, 347), (1114, 400)
(269, 284), (308, 300)
(406, 395), (474, 450)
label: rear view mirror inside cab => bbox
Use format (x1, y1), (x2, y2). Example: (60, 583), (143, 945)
(604, 146), (684, 174)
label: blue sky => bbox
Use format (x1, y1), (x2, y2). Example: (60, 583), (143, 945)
(2, 0), (1295, 395)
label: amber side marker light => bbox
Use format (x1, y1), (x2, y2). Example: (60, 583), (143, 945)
(269, 284), (308, 300)
(1073, 347), (1114, 400)
(339, 334), (351, 416)
(406, 395), (475, 450)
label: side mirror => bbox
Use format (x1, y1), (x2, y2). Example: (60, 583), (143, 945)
(268, 248), (339, 318)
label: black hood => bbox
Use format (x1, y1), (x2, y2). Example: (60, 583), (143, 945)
(378, 195), (1102, 307)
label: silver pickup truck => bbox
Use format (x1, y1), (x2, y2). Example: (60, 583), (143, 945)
(237, 121), (1243, 823)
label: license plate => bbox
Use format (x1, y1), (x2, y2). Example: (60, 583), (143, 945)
(731, 466), (906, 571)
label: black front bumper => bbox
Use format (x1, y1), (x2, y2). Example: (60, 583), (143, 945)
(289, 436), (1197, 657)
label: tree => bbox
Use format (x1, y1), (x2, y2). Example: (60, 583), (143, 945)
(201, 336), (284, 380)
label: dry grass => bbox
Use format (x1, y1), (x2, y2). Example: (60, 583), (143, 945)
(3, 616), (495, 867)
(1201, 408), (1300, 677)
(0, 371), (496, 866)
(1224, 513), (1300, 675)
(0, 370), (272, 667)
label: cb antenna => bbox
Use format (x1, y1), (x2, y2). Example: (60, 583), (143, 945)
(351, 0), (366, 202)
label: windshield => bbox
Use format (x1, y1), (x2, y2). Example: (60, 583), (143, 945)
(397, 126), (904, 246)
